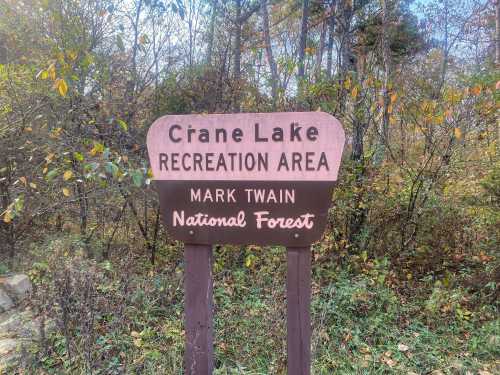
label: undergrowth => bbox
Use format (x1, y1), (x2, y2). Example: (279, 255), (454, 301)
(7, 234), (498, 374)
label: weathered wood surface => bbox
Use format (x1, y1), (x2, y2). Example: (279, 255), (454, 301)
(184, 245), (214, 374)
(286, 247), (311, 375)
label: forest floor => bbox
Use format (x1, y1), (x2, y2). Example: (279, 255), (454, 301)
(1, 234), (497, 374)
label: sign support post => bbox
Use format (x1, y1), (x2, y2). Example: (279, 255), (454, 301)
(286, 246), (311, 375)
(184, 244), (214, 374)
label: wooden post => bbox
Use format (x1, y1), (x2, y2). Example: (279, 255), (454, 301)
(286, 247), (311, 375)
(184, 244), (214, 374)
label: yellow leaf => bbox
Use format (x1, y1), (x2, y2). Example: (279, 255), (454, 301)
(454, 127), (462, 139)
(63, 170), (73, 181)
(49, 127), (62, 139)
(387, 104), (393, 114)
(62, 187), (71, 197)
(3, 210), (12, 223)
(45, 153), (55, 163)
(390, 93), (397, 103)
(434, 114), (444, 125)
(29, 182), (37, 189)
(57, 78), (68, 97)
(43, 167), (48, 174)
(90, 142), (104, 156)
(48, 63), (56, 80)
(389, 116), (397, 125)
(344, 78), (351, 90)
(68, 50), (77, 61)
(24, 127), (33, 132)
(351, 86), (358, 99)
(36, 69), (49, 80)
(19, 176), (27, 186)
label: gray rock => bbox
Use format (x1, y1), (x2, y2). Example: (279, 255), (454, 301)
(0, 337), (23, 370)
(1, 275), (31, 301)
(0, 338), (18, 355)
(0, 290), (13, 313)
(0, 309), (37, 339)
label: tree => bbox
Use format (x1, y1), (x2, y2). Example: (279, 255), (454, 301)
(260, 0), (279, 108)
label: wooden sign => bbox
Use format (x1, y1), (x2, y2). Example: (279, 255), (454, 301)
(147, 112), (345, 246)
(147, 112), (345, 375)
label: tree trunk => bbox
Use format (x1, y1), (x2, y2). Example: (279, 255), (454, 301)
(340, 0), (354, 75)
(496, 0), (500, 65)
(233, 0), (242, 112)
(124, 0), (143, 124)
(315, 19), (327, 80)
(326, 1), (337, 79)
(297, 0), (310, 101)
(206, 0), (217, 65)
(379, 0), (391, 154)
(339, 0), (366, 246)
(260, 0), (279, 108)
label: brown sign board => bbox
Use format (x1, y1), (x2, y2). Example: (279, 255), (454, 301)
(147, 112), (345, 246)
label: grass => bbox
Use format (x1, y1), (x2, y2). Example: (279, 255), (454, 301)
(8, 236), (500, 374)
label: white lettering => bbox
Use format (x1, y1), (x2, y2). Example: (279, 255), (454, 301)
(244, 188), (296, 204)
(171, 210), (246, 228)
(253, 211), (315, 229)
(190, 188), (201, 202)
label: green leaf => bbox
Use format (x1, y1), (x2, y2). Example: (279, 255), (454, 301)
(46, 168), (59, 181)
(116, 35), (125, 51)
(14, 195), (24, 212)
(117, 119), (128, 132)
(131, 170), (143, 187)
(73, 152), (84, 162)
(84, 162), (99, 172)
(105, 162), (119, 177)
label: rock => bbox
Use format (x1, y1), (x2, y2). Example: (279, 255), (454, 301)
(0, 309), (38, 339)
(0, 338), (18, 356)
(0, 291), (13, 313)
(1, 275), (31, 302)
(0, 337), (22, 368)
(0, 275), (37, 371)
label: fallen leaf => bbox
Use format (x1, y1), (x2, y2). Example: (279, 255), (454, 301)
(63, 170), (73, 181)
(2, 210), (12, 223)
(397, 343), (409, 352)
